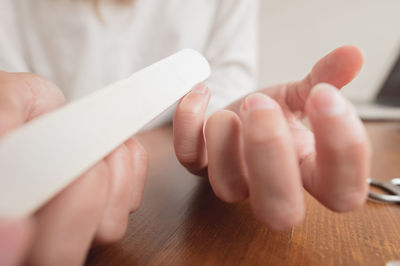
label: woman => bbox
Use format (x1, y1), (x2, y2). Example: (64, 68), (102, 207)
(0, 0), (370, 265)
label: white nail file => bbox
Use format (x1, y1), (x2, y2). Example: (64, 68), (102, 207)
(0, 49), (211, 218)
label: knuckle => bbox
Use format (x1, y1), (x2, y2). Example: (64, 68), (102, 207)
(116, 143), (131, 158)
(127, 138), (148, 161)
(91, 160), (111, 180)
(19, 72), (66, 105)
(0, 72), (66, 120)
(137, 150), (149, 167)
(133, 142), (148, 161)
(19, 72), (54, 89)
(119, 144), (133, 163)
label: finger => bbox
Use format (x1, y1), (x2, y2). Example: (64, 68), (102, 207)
(173, 83), (210, 174)
(283, 45), (364, 112)
(0, 71), (65, 134)
(240, 93), (304, 230)
(27, 161), (110, 266)
(302, 83), (371, 212)
(94, 144), (133, 244)
(125, 138), (148, 212)
(0, 219), (33, 266)
(205, 110), (249, 203)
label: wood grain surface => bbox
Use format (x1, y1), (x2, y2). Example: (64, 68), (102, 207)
(86, 122), (400, 266)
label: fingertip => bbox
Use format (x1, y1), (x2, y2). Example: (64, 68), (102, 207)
(94, 215), (128, 244)
(14, 72), (66, 119)
(336, 45), (365, 63)
(125, 138), (148, 163)
(191, 83), (209, 95)
(173, 84), (210, 174)
(178, 83), (210, 113)
(311, 45), (364, 89)
(205, 109), (239, 135)
(253, 202), (305, 231)
(96, 145), (133, 244)
(125, 138), (148, 212)
(106, 143), (130, 164)
(240, 93), (278, 116)
(205, 110), (249, 203)
(339, 45), (365, 78)
(306, 83), (348, 118)
(319, 188), (368, 213)
(304, 83), (371, 214)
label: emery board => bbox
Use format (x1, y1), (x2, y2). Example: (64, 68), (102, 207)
(0, 49), (211, 218)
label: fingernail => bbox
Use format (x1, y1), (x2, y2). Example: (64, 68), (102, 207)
(191, 83), (209, 94)
(179, 83), (210, 113)
(310, 83), (347, 116)
(243, 93), (277, 112)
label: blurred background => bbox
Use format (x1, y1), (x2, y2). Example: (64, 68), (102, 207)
(258, 0), (400, 102)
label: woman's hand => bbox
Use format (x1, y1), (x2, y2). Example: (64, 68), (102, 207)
(173, 46), (371, 230)
(0, 71), (148, 266)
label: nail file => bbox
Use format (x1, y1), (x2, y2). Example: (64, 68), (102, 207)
(0, 49), (211, 218)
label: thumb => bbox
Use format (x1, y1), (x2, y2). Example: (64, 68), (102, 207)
(0, 71), (65, 135)
(284, 45), (364, 112)
(0, 219), (33, 266)
(226, 46), (364, 115)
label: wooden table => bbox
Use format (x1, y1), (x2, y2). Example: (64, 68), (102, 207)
(86, 122), (400, 266)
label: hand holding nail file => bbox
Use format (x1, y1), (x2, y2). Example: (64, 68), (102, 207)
(0, 49), (211, 218)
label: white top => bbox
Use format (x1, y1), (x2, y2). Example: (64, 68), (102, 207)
(0, 0), (258, 114)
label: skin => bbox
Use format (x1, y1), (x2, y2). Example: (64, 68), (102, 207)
(0, 72), (148, 266)
(0, 46), (371, 265)
(174, 45), (371, 230)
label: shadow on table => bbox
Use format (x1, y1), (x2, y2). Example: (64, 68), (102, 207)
(147, 179), (293, 265)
